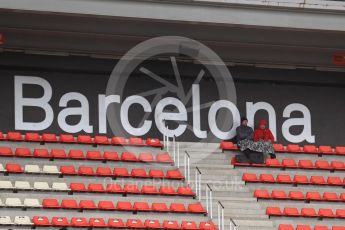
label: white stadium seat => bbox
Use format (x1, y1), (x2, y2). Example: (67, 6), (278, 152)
(42, 165), (59, 174)
(0, 199), (3, 207)
(5, 198), (22, 207)
(33, 182), (50, 190)
(0, 216), (12, 225)
(24, 164), (41, 173)
(0, 164), (5, 172)
(0, 181), (13, 189)
(14, 181), (31, 190)
(52, 182), (68, 191)
(24, 198), (41, 208)
(14, 216), (32, 225)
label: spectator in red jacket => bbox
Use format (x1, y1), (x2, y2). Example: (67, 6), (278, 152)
(254, 119), (275, 142)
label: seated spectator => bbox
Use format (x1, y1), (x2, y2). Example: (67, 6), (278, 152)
(253, 119), (276, 159)
(236, 117), (253, 142)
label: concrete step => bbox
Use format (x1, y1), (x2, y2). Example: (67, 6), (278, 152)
(233, 219), (274, 227)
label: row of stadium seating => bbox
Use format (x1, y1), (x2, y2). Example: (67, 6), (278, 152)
(279, 224), (344, 230)
(0, 216), (215, 229)
(254, 189), (345, 202)
(2, 163), (184, 179)
(243, 173), (345, 186)
(0, 180), (194, 196)
(232, 157), (345, 170)
(221, 141), (345, 155)
(0, 147), (172, 162)
(1, 197), (206, 214)
(266, 206), (345, 218)
(0, 131), (162, 147)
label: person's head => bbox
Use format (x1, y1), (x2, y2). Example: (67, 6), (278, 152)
(241, 117), (248, 126)
(259, 119), (267, 129)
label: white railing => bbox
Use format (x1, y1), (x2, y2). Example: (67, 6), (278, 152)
(194, 167), (201, 200)
(217, 202), (225, 230)
(205, 184), (213, 218)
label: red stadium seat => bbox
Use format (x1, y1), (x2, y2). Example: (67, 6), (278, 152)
(106, 184), (123, 193)
(70, 183), (86, 192)
(283, 207), (300, 216)
(327, 176), (343, 186)
(33, 149), (49, 158)
(220, 141), (238, 150)
(315, 160), (331, 170)
(131, 168), (148, 178)
(156, 153), (173, 163)
(287, 144), (301, 153)
(51, 149), (67, 159)
(188, 203), (206, 213)
(42, 198), (60, 208)
(89, 218), (106, 228)
(294, 175), (309, 184)
(60, 165), (77, 175)
(276, 175), (292, 183)
(182, 221), (198, 230)
(282, 159), (297, 168)
(78, 166), (94, 176)
(254, 190), (270, 199)
(15, 148), (31, 157)
(266, 159), (281, 167)
(177, 187), (195, 196)
(331, 161), (345, 170)
(0, 132), (4, 140)
(310, 176), (326, 185)
(242, 173), (258, 182)
(297, 225), (312, 230)
(129, 137), (145, 146)
(121, 152), (137, 161)
(139, 153), (154, 162)
(25, 132), (41, 142)
(42, 133), (57, 142)
(200, 222), (216, 230)
(332, 227), (345, 230)
(144, 219), (161, 229)
(149, 169), (165, 178)
(0, 147), (13, 156)
(306, 192), (322, 201)
(272, 190), (288, 199)
(289, 191), (305, 200)
(96, 167), (112, 176)
(266, 207), (282, 215)
(319, 146), (334, 154)
(152, 203), (169, 212)
(298, 160), (314, 169)
(273, 144), (285, 152)
(134, 202), (151, 211)
(146, 138), (162, 147)
(163, 220), (180, 229)
(335, 146), (345, 155)
(160, 186), (177, 195)
(323, 192), (338, 201)
(336, 209), (345, 218)
(88, 183), (105, 192)
(51, 217), (69, 227)
(59, 134), (75, 143)
(116, 201), (133, 211)
(127, 219), (144, 229)
(79, 200), (96, 209)
(61, 199), (78, 209)
(340, 193), (345, 201)
(301, 208), (317, 217)
(111, 137), (127, 145)
(278, 224), (294, 230)
(114, 168), (130, 177)
(77, 135), (93, 144)
(68, 150), (84, 159)
(141, 185), (159, 194)
(166, 169), (184, 179)
(33, 216), (50, 226)
(86, 151), (103, 160)
(314, 226), (328, 230)
(98, 201), (115, 210)
(5, 163), (23, 173)
(71, 217), (89, 227)
(124, 184), (140, 194)
(303, 145), (318, 153)
(7, 132), (23, 141)
(94, 135), (110, 145)
(103, 151), (119, 161)
(318, 208), (334, 218)
(108, 218), (125, 228)
(170, 203), (186, 212)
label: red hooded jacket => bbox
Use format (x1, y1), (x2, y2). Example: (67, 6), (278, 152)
(254, 120), (275, 142)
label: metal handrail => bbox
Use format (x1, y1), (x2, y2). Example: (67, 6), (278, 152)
(205, 183), (213, 218)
